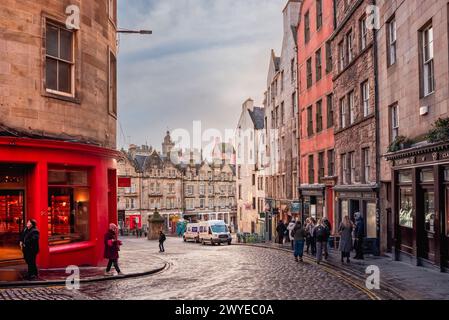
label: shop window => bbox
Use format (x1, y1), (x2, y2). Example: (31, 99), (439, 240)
(399, 187), (413, 229)
(366, 202), (377, 238)
(340, 200), (349, 224)
(398, 171), (412, 184)
(48, 168), (90, 246)
(446, 186), (449, 236)
(420, 169), (434, 183)
(424, 190), (435, 234)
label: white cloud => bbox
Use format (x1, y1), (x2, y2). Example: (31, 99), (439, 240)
(117, 0), (285, 149)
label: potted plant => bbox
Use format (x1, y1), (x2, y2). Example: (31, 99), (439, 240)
(387, 136), (414, 153)
(427, 117), (449, 143)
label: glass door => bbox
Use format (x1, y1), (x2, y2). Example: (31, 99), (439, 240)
(422, 188), (436, 261)
(0, 190), (25, 262)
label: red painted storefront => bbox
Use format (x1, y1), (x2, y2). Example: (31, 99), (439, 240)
(0, 137), (120, 268)
(297, 0), (336, 231)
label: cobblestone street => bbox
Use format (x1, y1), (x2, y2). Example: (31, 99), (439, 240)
(0, 237), (392, 300)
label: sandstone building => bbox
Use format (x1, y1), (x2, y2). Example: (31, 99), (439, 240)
(0, 0), (119, 268)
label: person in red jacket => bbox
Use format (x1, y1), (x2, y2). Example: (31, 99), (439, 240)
(104, 223), (124, 276)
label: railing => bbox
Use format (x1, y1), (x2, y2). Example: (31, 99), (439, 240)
(236, 233), (265, 244)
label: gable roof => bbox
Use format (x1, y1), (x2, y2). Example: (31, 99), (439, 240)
(248, 107), (265, 130)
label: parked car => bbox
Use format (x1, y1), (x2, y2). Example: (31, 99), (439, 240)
(198, 220), (232, 246)
(183, 223), (200, 243)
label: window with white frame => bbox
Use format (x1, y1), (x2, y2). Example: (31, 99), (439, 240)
(339, 41), (345, 71)
(348, 91), (355, 124)
(421, 24), (435, 96)
(346, 31), (353, 63)
(360, 17), (368, 50)
(390, 104), (399, 142)
(342, 153), (348, 184)
(363, 148), (371, 183)
(349, 151), (356, 184)
(388, 17), (397, 66)
(362, 81), (370, 116)
(45, 21), (75, 96)
(340, 97), (347, 129)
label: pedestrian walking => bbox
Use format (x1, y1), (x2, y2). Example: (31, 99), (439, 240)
(305, 218), (316, 255)
(20, 219), (40, 280)
(292, 221), (307, 262)
(338, 216), (354, 264)
(354, 212), (365, 260)
(313, 219), (327, 264)
(159, 230), (166, 252)
(322, 217), (332, 259)
(276, 221), (286, 245)
(104, 223), (124, 276)
(287, 218), (296, 250)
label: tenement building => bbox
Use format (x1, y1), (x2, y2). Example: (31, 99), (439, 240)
(0, 0), (120, 267)
(330, 0), (379, 254)
(379, 0), (449, 271)
(117, 133), (237, 233)
(297, 0), (336, 230)
(117, 141), (183, 234)
(264, 0), (301, 239)
(235, 98), (266, 235)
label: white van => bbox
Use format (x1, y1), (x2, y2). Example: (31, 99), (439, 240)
(183, 223), (200, 243)
(198, 220), (232, 245)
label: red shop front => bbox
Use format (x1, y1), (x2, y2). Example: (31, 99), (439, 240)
(0, 137), (120, 268)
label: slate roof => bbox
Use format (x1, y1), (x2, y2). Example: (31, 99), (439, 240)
(248, 107), (265, 130)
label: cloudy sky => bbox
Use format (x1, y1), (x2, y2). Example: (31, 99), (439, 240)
(117, 0), (285, 150)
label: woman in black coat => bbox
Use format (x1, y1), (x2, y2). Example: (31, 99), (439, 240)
(20, 219), (40, 280)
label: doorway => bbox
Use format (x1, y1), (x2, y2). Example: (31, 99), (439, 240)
(419, 188), (436, 262)
(0, 190), (25, 262)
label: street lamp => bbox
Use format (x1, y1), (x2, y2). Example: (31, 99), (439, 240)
(117, 29), (153, 35)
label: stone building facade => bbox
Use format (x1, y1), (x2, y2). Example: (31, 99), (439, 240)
(330, 0), (379, 253)
(117, 142), (183, 233)
(117, 133), (237, 234)
(0, 0), (119, 268)
(378, 0), (449, 270)
(297, 0), (336, 230)
(235, 98), (266, 235)
(264, 0), (301, 237)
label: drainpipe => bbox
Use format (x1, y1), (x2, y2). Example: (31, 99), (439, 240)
(373, 0), (381, 256)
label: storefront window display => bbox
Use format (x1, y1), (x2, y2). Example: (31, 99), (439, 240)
(366, 202), (377, 238)
(444, 168), (449, 236)
(424, 191), (435, 233)
(48, 168), (90, 246)
(399, 187), (413, 229)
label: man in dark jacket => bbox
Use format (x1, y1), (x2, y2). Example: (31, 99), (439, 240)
(20, 219), (40, 280)
(159, 231), (166, 252)
(322, 217), (332, 259)
(276, 221), (287, 245)
(354, 212), (365, 260)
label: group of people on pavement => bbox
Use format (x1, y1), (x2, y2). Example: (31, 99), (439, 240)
(17, 219), (169, 280)
(277, 213), (365, 265)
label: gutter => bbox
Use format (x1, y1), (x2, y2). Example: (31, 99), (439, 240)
(373, 0), (381, 256)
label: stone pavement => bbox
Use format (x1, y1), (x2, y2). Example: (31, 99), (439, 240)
(243, 240), (449, 300)
(0, 237), (167, 287)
